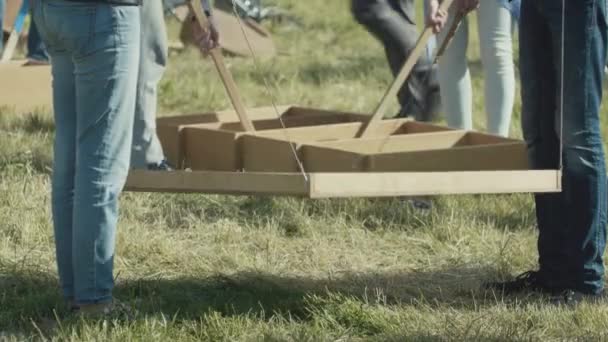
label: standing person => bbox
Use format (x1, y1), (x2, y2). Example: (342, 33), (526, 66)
(131, 0), (215, 170)
(131, 0), (171, 170)
(430, 0), (608, 303)
(427, 0), (518, 137)
(31, 0), (142, 314)
(31, 0), (219, 314)
(351, 0), (441, 122)
(25, 19), (49, 65)
(490, 0), (607, 304)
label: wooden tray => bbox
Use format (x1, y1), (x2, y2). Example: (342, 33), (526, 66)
(124, 0), (561, 198)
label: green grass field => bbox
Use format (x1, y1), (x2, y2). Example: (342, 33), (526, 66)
(2, 1), (608, 340)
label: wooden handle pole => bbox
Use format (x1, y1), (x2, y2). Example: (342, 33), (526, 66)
(189, 0), (256, 132)
(1, 0), (29, 63)
(358, 0), (456, 138)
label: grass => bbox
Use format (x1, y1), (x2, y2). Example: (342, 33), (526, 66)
(2, 0), (608, 340)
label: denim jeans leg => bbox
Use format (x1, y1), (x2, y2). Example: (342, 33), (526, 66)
(51, 54), (78, 300)
(477, 0), (515, 137)
(26, 18), (49, 62)
(548, 0), (608, 294)
(131, 0), (167, 168)
(519, 0), (568, 289)
(71, 6), (140, 304)
(33, 0), (140, 304)
(32, 0), (77, 301)
(521, 0), (608, 294)
(437, 10), (473, 130)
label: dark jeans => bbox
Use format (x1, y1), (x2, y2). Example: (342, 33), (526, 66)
(351, 0), (440, 121)
(27, 19), (49, 62)
(520, 0), (608, 294)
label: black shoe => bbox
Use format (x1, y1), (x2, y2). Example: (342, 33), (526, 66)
(484, 271), (559, 295)
(147, 159), (173, 171)
(551, 289), (607, 306)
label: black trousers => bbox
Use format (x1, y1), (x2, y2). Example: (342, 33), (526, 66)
(352, 0), (439, 121)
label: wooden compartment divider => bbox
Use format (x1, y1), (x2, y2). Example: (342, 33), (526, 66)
(157, 105), (368, 168)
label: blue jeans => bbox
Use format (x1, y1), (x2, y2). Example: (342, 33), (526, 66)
(32, 0), (140, 305)
(131, 0), (167, 168)
(26, 19), (49, 62)
(438, 0), (516, 137)
(520, 0), (608, 294)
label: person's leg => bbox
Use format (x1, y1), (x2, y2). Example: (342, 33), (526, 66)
(351, 0), (437, 120)
(31, 0), (76, 301)
(437, 10), (472, 130)
(541, 0), (608, 295)
(131, 0), (168, 169)
(70, 4), (140, 305)
(51, 54), (78, 301)
(519, 0), (568, 290)
(477, 0), (515, 137)
(26, 18), (49, 63)
(423, 0), (436, 61)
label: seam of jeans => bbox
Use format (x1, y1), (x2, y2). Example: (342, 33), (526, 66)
(585, 3), (600, 138)
(90, 5), (100, 304)
(86, 6), (97, 58)
(111, 7), (120, 48)
(587, 1), (605, 290)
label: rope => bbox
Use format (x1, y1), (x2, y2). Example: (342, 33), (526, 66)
(226, 0), (309, 182)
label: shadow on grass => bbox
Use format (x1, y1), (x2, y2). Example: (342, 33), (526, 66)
(0, 263), (516, 339)
(146, 193), (536, 235)
(116, 265), (504, 320)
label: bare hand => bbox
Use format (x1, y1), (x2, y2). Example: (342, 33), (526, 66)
(191, 15), (220, 54)
(426, 0), (448, 34)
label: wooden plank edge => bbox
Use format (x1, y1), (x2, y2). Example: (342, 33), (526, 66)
(125, 170), (310, 196)
(125, 170), (562, 198)
(308, 170), (562, 198)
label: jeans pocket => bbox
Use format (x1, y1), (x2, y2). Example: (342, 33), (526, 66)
(85, 5), (139, 58)
(43, 0), (96, 53)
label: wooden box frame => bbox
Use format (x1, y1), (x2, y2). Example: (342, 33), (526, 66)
(124, 0), (562, 198)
